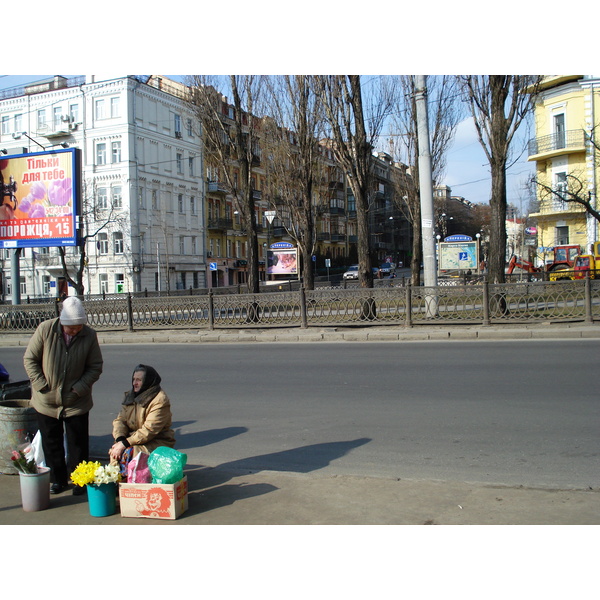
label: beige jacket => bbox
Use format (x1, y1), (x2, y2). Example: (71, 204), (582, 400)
(112, 388), (176, 456)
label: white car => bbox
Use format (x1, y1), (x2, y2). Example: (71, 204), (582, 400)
(343, 265), (359, 280)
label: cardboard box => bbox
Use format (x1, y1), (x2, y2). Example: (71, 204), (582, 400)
(119, 476), (188, 520)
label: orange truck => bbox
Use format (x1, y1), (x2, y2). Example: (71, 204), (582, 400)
(507, 244), (581, 280)
(573, 241), (600, 279)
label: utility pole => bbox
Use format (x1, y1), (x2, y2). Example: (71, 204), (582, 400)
(414, 75), (438, 316)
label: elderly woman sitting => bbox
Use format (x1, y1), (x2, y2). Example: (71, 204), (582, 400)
(109, 364), (175, 478)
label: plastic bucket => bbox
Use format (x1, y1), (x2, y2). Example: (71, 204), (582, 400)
(19, 466), (51, 512)
(87, 482), (117, 517)
(0, 399), (39, 475)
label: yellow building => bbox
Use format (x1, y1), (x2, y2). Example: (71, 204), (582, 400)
(528, 76), (600, 266)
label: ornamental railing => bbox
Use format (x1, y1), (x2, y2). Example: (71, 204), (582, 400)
(1, 279), (599, 332)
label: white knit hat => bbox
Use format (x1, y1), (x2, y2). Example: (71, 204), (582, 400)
(60, 297), (87, 326)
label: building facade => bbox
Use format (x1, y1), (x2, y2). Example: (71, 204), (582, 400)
(0, 75), (207, 299)
(528, 75), (600, 265)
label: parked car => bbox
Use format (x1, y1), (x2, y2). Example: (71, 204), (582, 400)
(342, 265), (359, 280)
(379, 263), (395, 276)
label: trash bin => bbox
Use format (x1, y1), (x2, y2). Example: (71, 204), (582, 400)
(0, 399), (39, 475)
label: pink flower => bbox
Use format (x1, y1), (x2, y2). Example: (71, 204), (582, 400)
(29, 204), (46, 219)
(30, 181), (47, 200)
(48, 178), (72, 206)
(19, 195), (33, 213)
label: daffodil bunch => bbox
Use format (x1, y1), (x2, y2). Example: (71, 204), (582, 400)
(71, 461), (122, 487)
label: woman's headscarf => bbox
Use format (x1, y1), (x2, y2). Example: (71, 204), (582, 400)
(131, 364), (161, 396)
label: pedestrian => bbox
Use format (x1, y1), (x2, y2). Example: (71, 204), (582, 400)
(23, 296), (103, 495)
(108, 364), (175, 480)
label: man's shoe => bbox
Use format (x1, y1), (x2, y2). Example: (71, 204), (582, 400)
(72, 486), (86, 496)
(50, 483), (68, 495)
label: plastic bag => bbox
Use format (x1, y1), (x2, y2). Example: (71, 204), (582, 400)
(148, 447), (187, 484)
(30, 431), (46, 468)
(127, 452), (151, 483)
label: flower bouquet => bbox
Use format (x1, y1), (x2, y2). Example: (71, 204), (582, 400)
(70, 461), (122, 487)
(11, 446), (39, 474)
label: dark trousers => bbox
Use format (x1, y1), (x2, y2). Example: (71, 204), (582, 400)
(36, 412), (89, 485)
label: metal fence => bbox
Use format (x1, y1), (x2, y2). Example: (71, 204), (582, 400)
(1, 278), (599, 333)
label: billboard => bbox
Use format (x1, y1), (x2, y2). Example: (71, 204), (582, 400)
(267, 242), (298, 275)
(438, 241), (478, 271)
(0, 148), (81, 249)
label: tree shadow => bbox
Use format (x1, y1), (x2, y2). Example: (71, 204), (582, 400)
(182, 437), (372, 515)
(90, 425), (248, 458)
(172, 425), (248, 450)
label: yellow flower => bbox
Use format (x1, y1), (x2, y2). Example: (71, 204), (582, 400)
(70, 460), (122, 486)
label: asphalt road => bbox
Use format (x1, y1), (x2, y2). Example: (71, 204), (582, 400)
(2, 339), (598, 490)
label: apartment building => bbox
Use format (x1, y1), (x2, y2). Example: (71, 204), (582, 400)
(528, 75), (600, 265)
(0, 75), (206, 299)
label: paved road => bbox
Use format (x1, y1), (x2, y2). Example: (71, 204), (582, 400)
(3, 338), (598, 490)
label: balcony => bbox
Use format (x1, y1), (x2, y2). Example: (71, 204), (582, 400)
(331, 233), (345, 243)
(207, 218), (232, 230)
(317, 232), (331, 241)
(207, 181), (228, 194)
(528, 129), (586, 160)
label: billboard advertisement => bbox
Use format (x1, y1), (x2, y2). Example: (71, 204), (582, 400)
(0, 148), (81, 249)
(267, 242), (298, 275)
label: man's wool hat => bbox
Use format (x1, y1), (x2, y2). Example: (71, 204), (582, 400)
(60, 297), (87, 326)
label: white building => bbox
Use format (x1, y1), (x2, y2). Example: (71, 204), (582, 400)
(0, 75), (206, 299)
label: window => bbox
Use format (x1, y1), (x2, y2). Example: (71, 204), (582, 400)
(95, 99), (105, 120)
(111, 141), (121, 163)
(188, 156), (194, 176)
(179, 236), (185, 255)
(176, 153), (183, 174)
(113, 232), (124, 254)
(174, 114), (182, 138)
(111, 97), (120, 118)
(37, 109), (46, 130)
(96, 143), (107, 165)
(138, 187), (146, 209)
(2, 116), (9, 134)
(115, 274), (124, 293)
(97, 187), (108, 210)
(152, 190), (158, 210)
(20, 276), (26, 296)
(187, 118), (193, 137)
(14, 114), (23, 133)
(190, 196), (196, 215)
(97, 233), (109, 255)
(42, 276), (51, 296)
(69, 104), (79, 122)
(112, 186), (122, 209)
(99, 274), (108, 294)
(53, 106), (63, 128)
(191, 236), (197, 255)
(178, 194), (184, 213)
(556, 226), (569, 245)
(554, 113), (565, 149)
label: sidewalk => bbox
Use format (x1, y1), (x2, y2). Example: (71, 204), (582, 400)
(2, 321), (599, 525)
(1, 464), (598, 525)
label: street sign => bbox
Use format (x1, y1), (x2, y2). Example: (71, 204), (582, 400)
(265, 210), (276, 224)
(209, 262), (217, 271)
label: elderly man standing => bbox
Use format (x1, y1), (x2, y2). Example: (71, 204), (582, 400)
(24, 297), (103, 495)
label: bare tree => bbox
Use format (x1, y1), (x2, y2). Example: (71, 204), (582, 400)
(313, 76), (396, 289)
(261, 75), (329, 290)
(58, 180), (127, 297)
(461, 75), (542, 283)
(389, 75), (463, 285)
(188, 75), (264, 294)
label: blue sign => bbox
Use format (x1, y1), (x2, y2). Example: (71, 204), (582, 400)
(445, 234), (472, 242)
(209, 262), (217, 271)
(271, 242), (294, 249)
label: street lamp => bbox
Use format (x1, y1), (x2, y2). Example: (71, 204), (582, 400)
(476, 233), (481, 274)
(436, 234), (441, 277)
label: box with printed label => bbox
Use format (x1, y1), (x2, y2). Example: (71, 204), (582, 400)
(119, 476), (188, 520)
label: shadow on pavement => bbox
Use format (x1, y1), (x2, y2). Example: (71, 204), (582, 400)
(182, 437), (372, 515)
(172, 425), (249, 450)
